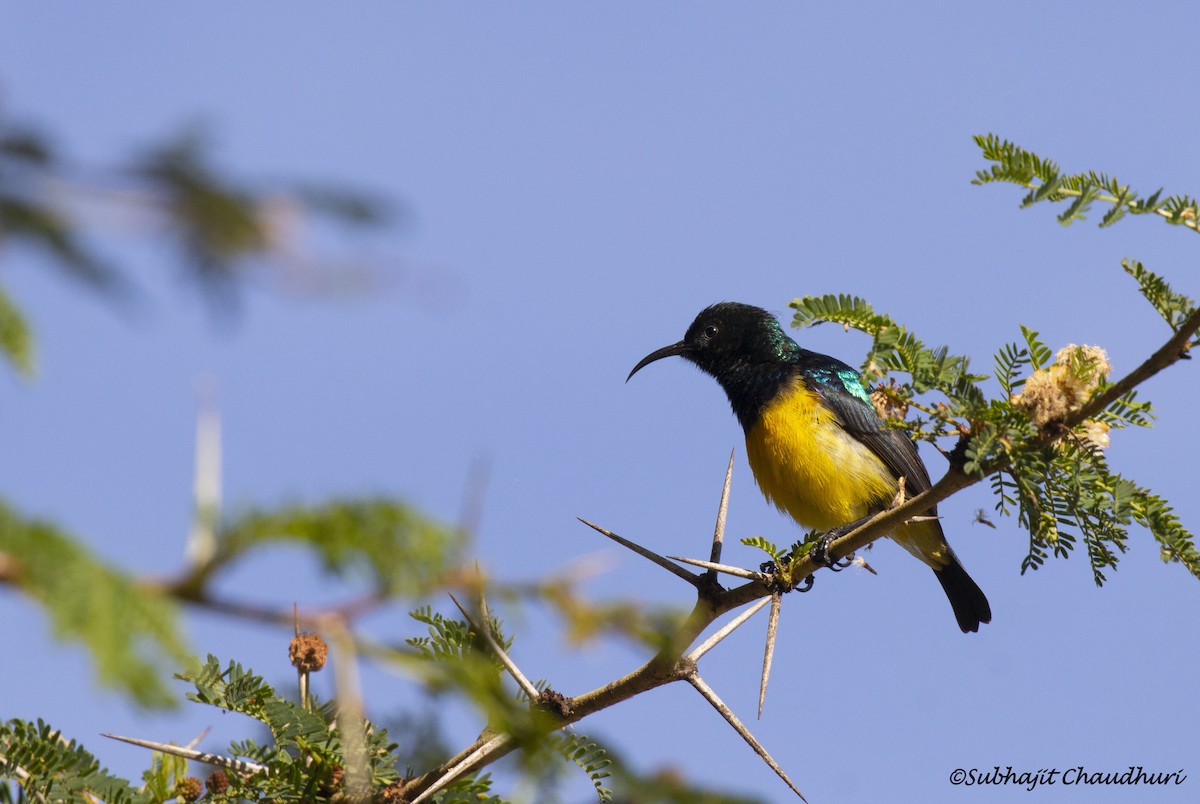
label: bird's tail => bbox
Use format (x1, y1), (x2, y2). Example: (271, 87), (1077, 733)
(933, 556), (991, 633)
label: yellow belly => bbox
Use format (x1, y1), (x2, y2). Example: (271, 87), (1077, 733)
(744, 379), (897, 531)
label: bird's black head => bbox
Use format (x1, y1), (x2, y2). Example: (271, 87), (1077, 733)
(627, 302), (801, 429)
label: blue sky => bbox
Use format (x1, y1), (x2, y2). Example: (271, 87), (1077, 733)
(2, 5), (1198, 802)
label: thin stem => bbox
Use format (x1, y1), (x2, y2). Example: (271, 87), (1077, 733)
(408, 733), (512, 804)
(1013, 179), (1200, 234)
(1071, 305), (1200, 426)
(449, 593), (541, 702)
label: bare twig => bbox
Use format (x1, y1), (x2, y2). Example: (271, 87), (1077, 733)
(449, 593), (541, 701)
(1072, 305), (1200, 426)
(409, 733), (512, 804)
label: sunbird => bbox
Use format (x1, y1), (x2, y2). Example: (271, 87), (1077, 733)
(627, 302), (991, 633)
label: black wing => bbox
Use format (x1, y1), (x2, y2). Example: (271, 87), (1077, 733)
(800, 357), (934, 499)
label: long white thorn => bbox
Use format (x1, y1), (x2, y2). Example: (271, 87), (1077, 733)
(103, 734), (266, 775)
(758, 592), (782, 719)
(709, 449), (735, 567)
(410, 733), (512, 804)
(685, 674), (807, 802)
(687, 597), (770, 662)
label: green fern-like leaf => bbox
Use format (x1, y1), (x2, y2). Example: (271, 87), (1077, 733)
(0, 719), (149, 804)
(1130, 487), (1200, 579)
(182, 655), (331, 754)
(432, 773), (505, 803)
(972, 134), (1062, 188)
(140, 746), (189, 804)
(1095, 390), (1154, 430)
(975, 134), (1200, 235)
(1018, 325), (1052, 371)
(789, 294), (981, 410)
(739, 535), (781, 563)
(1056, 183), (1100, 225)
(1122, 258), (1197, 332)
(407, 607), (511, 662)
(180, 656), (403, 796)
(993, 340), (1031, 396)
(789, 293), (891, 333)
(550, 732), (613, 802)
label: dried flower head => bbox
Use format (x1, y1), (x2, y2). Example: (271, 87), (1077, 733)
(206, 770), (230, 796)
(289, 632), (328, 672)
(176, 776), (203, 803)
(1078, 420), (1111, 451)
(870, 383), (908, 422)
(1011, 344), (1111, 427)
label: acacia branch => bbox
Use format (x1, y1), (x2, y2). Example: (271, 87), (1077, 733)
(1073, 304), (1200, 426)
(1009, 178), (1200, 234)
(408, 296), (1200, 799)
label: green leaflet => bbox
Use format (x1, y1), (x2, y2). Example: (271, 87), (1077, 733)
(0, 719), (149, 804)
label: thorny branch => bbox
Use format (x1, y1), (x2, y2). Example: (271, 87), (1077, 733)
(48, 295), (1200, 803)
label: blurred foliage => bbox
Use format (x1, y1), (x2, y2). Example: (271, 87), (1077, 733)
(0, 111), (393, 366)
(0, 285), (33, 375)
(0, 123), (119, 295)
(0, 502), (190, 707)
(208, 498), (464, 597)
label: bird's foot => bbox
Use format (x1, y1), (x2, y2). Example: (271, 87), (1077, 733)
(809, 530), (857, 572)
(759, 560), (815, 594)
(809, 531), (839, 568)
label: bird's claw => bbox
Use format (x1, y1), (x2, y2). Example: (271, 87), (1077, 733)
(809, 530), (856, 572)
(809, 532), (838, 568)
(760, 560), (815, 594)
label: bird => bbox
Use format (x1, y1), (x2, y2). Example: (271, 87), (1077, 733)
(627, 301), (991, 633)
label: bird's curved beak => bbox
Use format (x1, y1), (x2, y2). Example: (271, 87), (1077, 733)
(627, 340), (691, 382)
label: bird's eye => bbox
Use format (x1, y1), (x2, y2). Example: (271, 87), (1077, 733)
(703, 324), (719, 339)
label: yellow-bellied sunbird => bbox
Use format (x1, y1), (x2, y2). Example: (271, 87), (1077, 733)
(628, 302), (991, 633)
